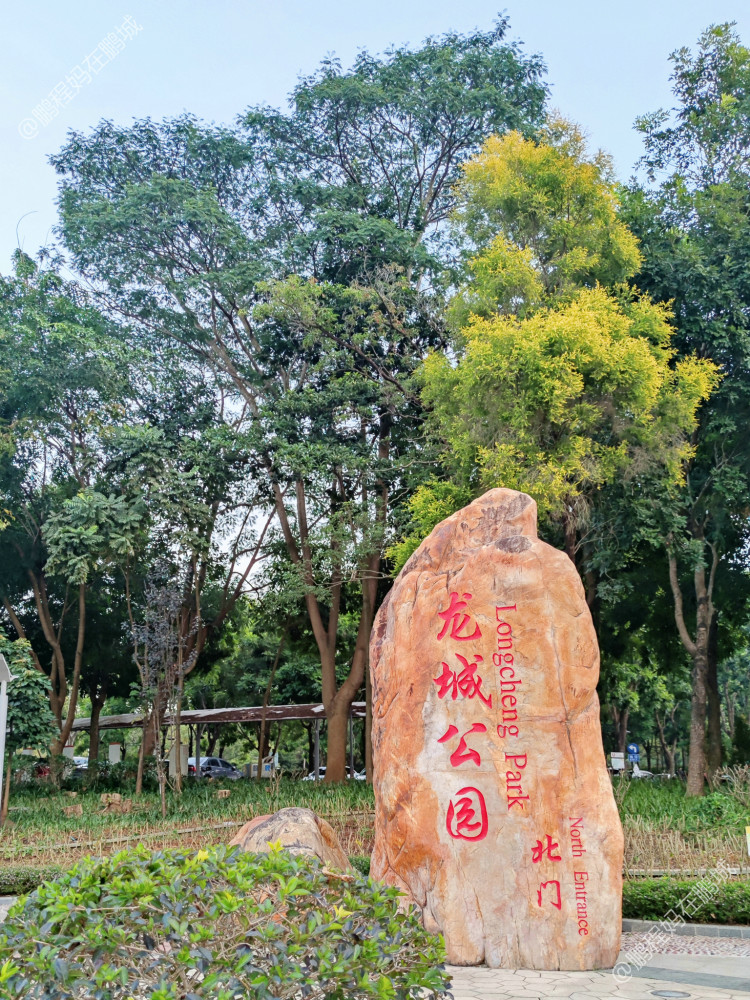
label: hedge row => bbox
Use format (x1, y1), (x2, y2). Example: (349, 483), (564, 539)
(2, 862), (749, 927)
(0, 865), (63, 895)
(622, 878), (750, 925)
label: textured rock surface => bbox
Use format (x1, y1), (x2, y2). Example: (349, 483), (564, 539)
(229, 807), (352, 871)
(370, 488), (623, 970)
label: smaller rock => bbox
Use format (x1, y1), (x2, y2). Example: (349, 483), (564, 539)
(101, 797), (133, 815)
(216, 789), (231, 799)
(229, 807), (352, 871)
(100, 793), (122, 805)
(63, 803), (83, 818)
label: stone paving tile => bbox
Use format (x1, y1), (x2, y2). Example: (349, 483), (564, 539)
(447, 966), (743, 999)
(622, 931), (750, 957)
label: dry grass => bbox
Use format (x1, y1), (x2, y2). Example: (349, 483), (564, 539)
(623, 820), (749, 875)
(0, 781), (376, 869)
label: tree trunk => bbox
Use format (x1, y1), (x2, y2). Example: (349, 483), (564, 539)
(324, 558), (379, 782)
(0, 762), (10, 827)
(174, 670), (184, 795)
(88, 691), (105, 773)
(135, 716), (148, 796)
(655, 710), (677, 777)
(49, 583), (87, 756)
(706, 613), (722, 778)
(257, 631), (287, 782)
(611, 705), (629, 755)
(326, 699), (352, 783)
(667, 539), (718, 797)
(687, 650), (708, 795)
(206, 727), (219, 755)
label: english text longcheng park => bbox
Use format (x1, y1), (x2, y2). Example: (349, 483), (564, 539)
(1, 9), (750, 1000)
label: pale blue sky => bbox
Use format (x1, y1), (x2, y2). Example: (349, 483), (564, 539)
(3, 0), (750, 269)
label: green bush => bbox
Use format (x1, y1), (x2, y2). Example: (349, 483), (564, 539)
(623, 878), (750, 924)
(350, 853), (372, 877)
(0, 865), (63, 895)
(0, 845), (450, 1000)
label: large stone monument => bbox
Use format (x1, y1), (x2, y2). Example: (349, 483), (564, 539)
(370, 488), (623, 970)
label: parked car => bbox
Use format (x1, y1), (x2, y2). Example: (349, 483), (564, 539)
(631, 763), (654, 779)
(302, 766), (326, 781)
(302, 766), (365, 781)
(68, 756), (89, 780)
(187, 756), (242, 780)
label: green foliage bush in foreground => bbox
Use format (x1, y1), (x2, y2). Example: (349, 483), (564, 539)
(0, 846), (450, 1000)
(623, 878), (750, 925)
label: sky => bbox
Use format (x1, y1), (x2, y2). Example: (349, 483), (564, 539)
(2, 0), (750, 270)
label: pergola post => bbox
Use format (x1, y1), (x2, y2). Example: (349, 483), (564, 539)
(313, 719), (320, 779)
(348, 711), (355, 777)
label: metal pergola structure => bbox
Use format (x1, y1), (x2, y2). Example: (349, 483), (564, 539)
(71, 702), (367, 778)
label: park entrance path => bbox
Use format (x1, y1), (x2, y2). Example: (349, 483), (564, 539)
(448, 951), (750, 1000)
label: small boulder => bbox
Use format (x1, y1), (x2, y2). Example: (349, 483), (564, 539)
(229, 807), (352, 871)
(63, 803), (83, 818)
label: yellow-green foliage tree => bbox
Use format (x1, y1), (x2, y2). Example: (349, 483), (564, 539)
(393, 122), (718, 574)
(423, 287), (715, 560)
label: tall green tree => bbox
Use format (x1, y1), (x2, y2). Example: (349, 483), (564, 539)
(623, 22), (750, 793)
(0, 254), (141, 753)
(50, 22), (548, 781)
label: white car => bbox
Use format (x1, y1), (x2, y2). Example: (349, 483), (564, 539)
(631, 763), (653, 779)
(302, 766), (326, 781)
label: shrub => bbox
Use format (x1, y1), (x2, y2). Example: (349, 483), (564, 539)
(623, 878), (750, 924)
(0, 865), (63, 896)
(350, 854), (372, 877)
(0, 845), (450, 999)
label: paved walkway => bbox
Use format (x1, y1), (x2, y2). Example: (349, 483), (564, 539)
(448, 964), (749, 999)
(448, 937), (750, 1000)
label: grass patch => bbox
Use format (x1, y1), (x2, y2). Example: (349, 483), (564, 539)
(616, 778), (750, 873)
(618, 778), (750, 834)
(1, 779), (375, 870)
(3, 775), (749, 891)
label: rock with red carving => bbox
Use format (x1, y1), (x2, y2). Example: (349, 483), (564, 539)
(370, 488), (623, 970)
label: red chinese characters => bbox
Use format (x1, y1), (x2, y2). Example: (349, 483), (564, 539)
(531, 834), (562, 863)
(433, 654), (492, 707)
(438, 723), (488, 767)
(446, 786), (488, 841)
(537, 879), (562, 910)
(437, 592), (483, 642)
(435, 593), (490, 844)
